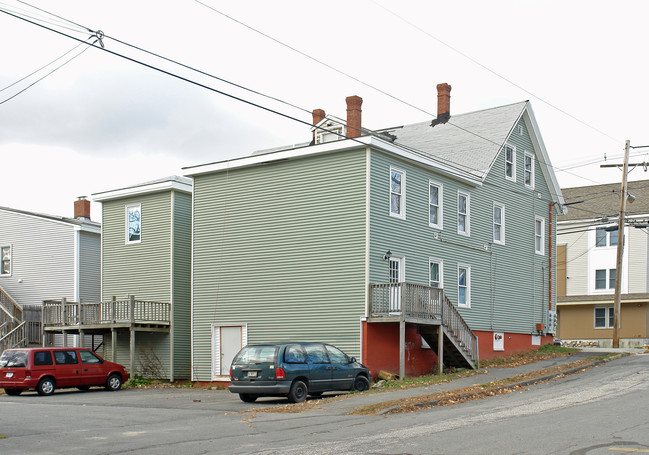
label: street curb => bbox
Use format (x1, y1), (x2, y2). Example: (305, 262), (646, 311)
(376, 353), (626, 415)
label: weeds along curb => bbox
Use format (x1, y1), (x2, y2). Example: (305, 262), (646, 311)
(377, 353), (626, 415)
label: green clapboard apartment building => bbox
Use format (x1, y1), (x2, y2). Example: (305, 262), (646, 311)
(185, 84), (566, 381)
(91, 176), (192, 380)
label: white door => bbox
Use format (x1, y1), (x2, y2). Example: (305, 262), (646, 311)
(220, 326), (242, 376)
(389, 256), (405, 313)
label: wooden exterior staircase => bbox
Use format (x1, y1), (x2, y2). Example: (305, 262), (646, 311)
(368, 283), (479, 376)
(0, 285), (25, 353)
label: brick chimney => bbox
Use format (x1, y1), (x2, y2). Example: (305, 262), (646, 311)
(312, 108), (326, 142)
(345, 95), (363, 138)
(74, 197), (90, 220)
(431, 83), (451, 127)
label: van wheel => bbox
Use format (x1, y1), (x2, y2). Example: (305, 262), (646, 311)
(105, 374), (122, 391)
(37, 378), (55, 396)
(239, 393), (258, 403)
(353, 375), (370, 392)
(4, 389), (22, 396)
(288, 380), (308, 403)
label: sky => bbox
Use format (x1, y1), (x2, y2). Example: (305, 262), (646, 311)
(1, 0), (648, 222)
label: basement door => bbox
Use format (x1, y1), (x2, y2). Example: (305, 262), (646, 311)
(389, 255), (405, 313)
(212, 323), (247, 378)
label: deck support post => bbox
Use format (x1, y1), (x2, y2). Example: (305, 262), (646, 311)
(399, 319), (405, 380)
(438, 326), (444, 374)
(129, 295), (135, 377)
(111, 327), (117, 362)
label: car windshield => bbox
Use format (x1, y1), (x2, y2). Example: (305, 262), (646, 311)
(0, 350), (28, 368)
(233, 346), (277, 365)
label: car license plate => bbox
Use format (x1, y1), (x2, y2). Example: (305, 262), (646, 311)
(247, 371), (257, 378)
(6, 372), (13, 378)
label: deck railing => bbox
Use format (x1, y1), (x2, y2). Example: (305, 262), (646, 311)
(370, 282), (478, 364)
(43, 297), (170, 327)
(0, 285), (24, 352)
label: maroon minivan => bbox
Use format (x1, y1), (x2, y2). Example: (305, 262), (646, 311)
(0, 347), (129, 396)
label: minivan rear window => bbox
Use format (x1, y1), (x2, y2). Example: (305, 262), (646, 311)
(233, 346), (277, 364)
(34, 351), (53, 366)
(0, 350), (28, 368)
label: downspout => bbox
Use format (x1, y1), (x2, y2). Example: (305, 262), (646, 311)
(548, 202), (553, 311)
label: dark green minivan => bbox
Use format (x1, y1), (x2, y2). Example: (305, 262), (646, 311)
(229, 343), (372, 403)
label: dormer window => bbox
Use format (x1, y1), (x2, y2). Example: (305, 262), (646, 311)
(314, 117), (346, 144)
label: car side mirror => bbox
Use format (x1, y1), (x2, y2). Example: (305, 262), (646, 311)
(349, 357), (356, 364)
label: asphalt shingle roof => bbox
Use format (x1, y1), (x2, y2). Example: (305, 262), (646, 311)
(559, 179), (649, 222)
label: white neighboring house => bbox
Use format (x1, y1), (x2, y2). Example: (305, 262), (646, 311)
(557, 180), (649, 347)
(0, 198), (100, 350)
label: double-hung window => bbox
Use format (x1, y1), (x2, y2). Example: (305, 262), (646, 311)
(493, 203), (505, 245)
(126, 204), (142, 244)
(429, 182), (442, 229)
(535, 217), (545, 255)
(524, 153), (535, 188)
(594, 307), (614, 328)
(596, 227), (618, 247)
(390, 168), (405, 219)
(0, 246), (11, 276)
(429, 260), (443, 288)
(505, 144), (516, 181)
(458, 192), (470, 236)
(458, 264), (470, 308)
(595, 269), (616, 290)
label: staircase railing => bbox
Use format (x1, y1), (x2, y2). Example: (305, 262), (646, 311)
(441, 295), (479, 365)
(0, 285), (24, 352)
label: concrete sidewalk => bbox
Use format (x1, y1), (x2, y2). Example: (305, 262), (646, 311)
(315, 349), (639, 414)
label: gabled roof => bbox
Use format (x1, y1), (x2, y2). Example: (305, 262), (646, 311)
(0, 206), (100, 232)
(380, 101), (528, 180)
(184, 101), (564, 209)
(92, 175), (192, 202)
(559, 179), (649, 222)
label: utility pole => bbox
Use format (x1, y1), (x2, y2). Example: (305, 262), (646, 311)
(611, 140), (630, 348)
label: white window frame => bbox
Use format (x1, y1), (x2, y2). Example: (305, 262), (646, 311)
(458, 264), (471, 308)
(595, 268), (616, 290)
(429, 259), (443, 289)
(125, 204), (142, 245)
(524, 152), (535, 189)
(428, 181), (443, 229)
(0, 245), (11, 277)
(505, 144), (516, 182)
(535, 216), (545, 255)
(493, 203), (505, 245)
(458, 191), (470, 236)
(389, 167), (406, 219)
(594, 307), (614, 329)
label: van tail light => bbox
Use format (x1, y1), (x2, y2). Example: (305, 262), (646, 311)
(24, 369), (31, 378)
(229, 368), (232, 380)
(275, 367), (286, 380)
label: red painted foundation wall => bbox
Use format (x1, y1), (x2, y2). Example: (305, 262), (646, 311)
(362, 322), (554, 378)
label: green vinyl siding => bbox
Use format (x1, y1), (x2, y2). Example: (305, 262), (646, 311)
(192, 149), (367, 381)
(101, 189), (192, 379)
(369, 117), (557, 334)
(102, 192), (172, 302)
(172, 190), (192, 378)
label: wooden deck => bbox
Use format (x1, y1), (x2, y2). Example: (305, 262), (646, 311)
(368, 282), (479, 374)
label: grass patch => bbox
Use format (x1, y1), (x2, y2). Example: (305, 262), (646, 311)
(480, 344), (579, 368)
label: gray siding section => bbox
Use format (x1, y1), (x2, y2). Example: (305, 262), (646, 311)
(628, 227), (647, 293)
(172, 191), (192, 379)
(192, 150), (367, 381)
(78, 230), (100, 302)
(0, 210), (76, 306)
(559, 223), (590, 295)
(369, 117), (556, 334)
